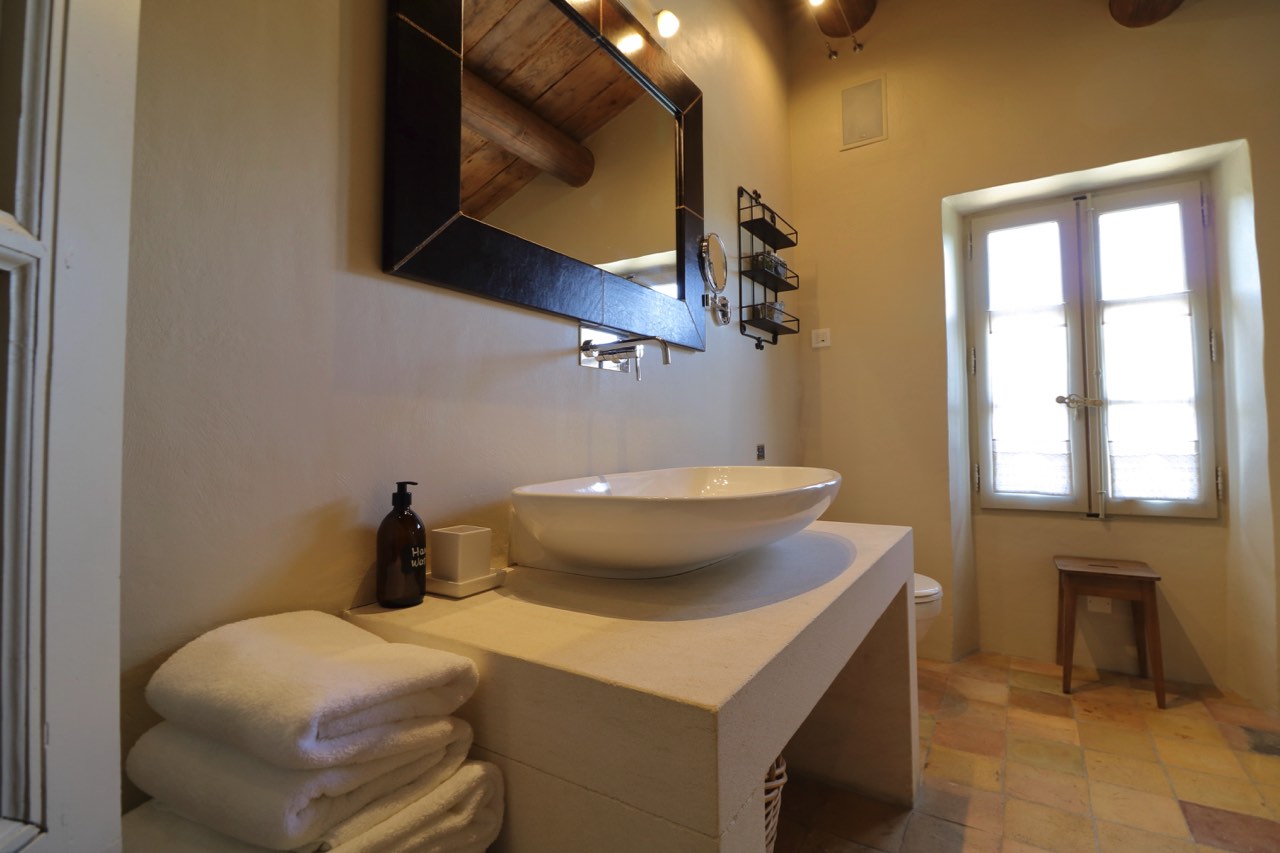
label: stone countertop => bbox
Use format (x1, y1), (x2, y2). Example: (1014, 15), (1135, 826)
(349, 521), (911, 710)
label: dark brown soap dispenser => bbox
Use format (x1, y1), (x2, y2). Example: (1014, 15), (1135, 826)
(376, 481), (426, 607)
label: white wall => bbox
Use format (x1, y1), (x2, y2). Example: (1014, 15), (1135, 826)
(788, 0), (1280, 706)
(120, 0), (799, 807)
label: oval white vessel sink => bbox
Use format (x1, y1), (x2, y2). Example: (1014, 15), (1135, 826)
(508, 466), (842, 578)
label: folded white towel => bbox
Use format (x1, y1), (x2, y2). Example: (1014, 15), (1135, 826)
(318, 760), (503, 852)
(146, 610), (479, 768)
(125, 719), (472, 850)
(122, 761), (504, 853)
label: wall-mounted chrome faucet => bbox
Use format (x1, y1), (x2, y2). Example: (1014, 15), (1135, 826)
(579, 327), (671, 381)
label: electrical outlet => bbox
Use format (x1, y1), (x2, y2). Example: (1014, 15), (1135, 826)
(811, 328), (831, 348)
(1086, 596), (1112, 614)
(756, 444), (766, 461)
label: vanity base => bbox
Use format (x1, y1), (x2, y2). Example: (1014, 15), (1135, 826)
(348, 521), (917, 851)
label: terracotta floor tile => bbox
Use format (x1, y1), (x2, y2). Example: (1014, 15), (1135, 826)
(1217, 723), (1254, 753)
(1180, 800), (1280, 853)
(933, 719), (1007, 759)
(1204, 700), (1280, 735)
(786, 655), (1280, 853)
(950, 675), (1012, 706)
(1237, 726), (1280, 757)
(1007, 734), (1085, 776)
(917, 657), (952, 675)
(1256, 782), (1280, 821)
(1073, 698), (1150, 730)
(1088, 780), (1190, 838)
(1094, 820), (1198, 852)
(1147, 710), (1229, 745)
(919, 687), (945, 716)
(1084, 749), (1172, 795)
(923, 744), (1004, 793)
(900, 812), (1002, 853)
(797, 827), (884, 852)
(1003, 798), (1098, 853)
(1010, 669), (1065, 694)
(1236, 751), (1280, 787)
(967, 651), (1014, 668)
(1166, 766), (1276, 820)
(1077, 720), (1159, 761)
(919, 669), (950, 695)
(1154, 737), (1248, 779)
(1070, 681), (1139, 708)
(814, 787), (912, 852)
(919, 715), (937, 740)
(1005, 760), (1091, 814)
(1011, 687), (1075, 718)
(1000, 840), (1057, 853)
(937, 694), (1010, 731)
(1008, 707), (1081, 745)
(915, 777), (1005, 834)
(952, 659), (1013, 685)
(1010, 657), (1065, 678)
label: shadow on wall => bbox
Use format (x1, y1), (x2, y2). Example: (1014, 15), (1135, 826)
(121, 500), (367, 811)
(1075, 593), (1214, 687)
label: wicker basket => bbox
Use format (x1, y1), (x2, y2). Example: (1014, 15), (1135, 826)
(763, 755), (788, 853)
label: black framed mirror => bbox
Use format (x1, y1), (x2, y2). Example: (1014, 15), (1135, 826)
(382, 0), (706, 350)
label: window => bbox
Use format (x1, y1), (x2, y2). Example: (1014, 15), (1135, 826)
(967, 179), (1218, 518)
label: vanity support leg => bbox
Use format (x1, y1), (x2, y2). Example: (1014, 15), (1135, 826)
(784, 584), (918, 806)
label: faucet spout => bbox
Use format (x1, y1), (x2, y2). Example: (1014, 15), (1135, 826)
(586, 336), (670, 365)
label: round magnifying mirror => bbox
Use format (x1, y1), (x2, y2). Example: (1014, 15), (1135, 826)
(699, 233), (728, 293)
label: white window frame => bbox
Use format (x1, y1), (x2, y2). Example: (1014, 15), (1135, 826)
(1, 1), (139, 850)
(967, 177), (1219, 519)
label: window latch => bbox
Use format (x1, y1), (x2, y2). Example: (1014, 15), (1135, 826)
(1055, 393), (1103, 410)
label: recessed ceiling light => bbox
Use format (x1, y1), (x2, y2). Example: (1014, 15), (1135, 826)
(655, 9), (680, 39)
(617, 32), (645, 54)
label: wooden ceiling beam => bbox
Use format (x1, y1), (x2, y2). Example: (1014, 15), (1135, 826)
(1109, 0), (1185, 27)
(461, 69), (595, 188)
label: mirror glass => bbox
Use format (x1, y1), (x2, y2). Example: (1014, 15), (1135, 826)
(699, 233), (728, 293)
(461, 2), (676, 295)
(383, 0), (705, 349)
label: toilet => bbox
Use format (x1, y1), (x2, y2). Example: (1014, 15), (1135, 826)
(914, 573), (943, 640)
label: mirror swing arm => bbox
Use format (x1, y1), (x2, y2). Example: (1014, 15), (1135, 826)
(382, 0), (707, 350)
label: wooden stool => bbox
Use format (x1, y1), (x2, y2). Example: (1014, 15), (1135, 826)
(1054, 556), (1166, 709)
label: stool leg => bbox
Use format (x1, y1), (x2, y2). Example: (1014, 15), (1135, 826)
(1142, 582), (1166, 709)
(1132, 599), (1149, 679)
(1061, 581), (1079, 695)
(1056, 575), (1065, 665)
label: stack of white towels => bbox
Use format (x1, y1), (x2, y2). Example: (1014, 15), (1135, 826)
(123, 610), (503, 852)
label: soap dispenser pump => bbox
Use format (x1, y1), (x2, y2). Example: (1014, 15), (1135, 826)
(376, 480), (426, 608)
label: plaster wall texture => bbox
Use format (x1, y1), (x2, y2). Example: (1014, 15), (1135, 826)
(788, 0), (1280, 708)
(120, 0), (799, 808)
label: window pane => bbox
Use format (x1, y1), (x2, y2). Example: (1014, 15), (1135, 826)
(987, 305), (1072, 496)
(0, 0), (26, 214)
(987, 222), (1063, 311)
(1100, 295), (1201, 501)
(1097, 202), (1187, 300)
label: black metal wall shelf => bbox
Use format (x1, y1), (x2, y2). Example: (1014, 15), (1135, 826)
(738, 187), (799, 349)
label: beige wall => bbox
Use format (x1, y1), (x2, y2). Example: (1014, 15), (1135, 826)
(789, 0), (1280, 706)
(120, 0), (798, 807)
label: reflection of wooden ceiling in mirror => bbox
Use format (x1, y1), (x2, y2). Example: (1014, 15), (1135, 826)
(461, 0), (647, 218)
